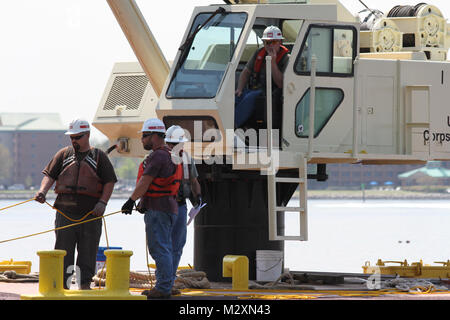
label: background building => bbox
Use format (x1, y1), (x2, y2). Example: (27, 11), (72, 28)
(0, 113), (66, 188)
(398, 161), (450, 186)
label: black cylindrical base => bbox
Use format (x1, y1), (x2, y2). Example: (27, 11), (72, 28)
(194, 164), (297, 282)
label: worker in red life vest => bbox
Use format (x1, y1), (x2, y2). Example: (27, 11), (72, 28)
(34, 119), (117, 290)
(235, 25), (290, 129)
(121, 118), (182, 299)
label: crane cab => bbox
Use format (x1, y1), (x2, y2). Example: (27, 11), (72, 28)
(153, 3), (359, 169)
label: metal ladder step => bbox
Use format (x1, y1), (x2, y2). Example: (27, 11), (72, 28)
(275, 206), (305, 212)
(275, 177), (305, 184)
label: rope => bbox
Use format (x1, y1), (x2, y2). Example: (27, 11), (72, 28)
(93, 270), (155, 289)
(96, 216), (110, 291)
(0, 210), (122, 245)
(174, 269), (211, 289)
(0, 270), (39, 283)
(0, 197), (123, 245)
(44, 200), (93, 223)
(0, 198), (35, 212)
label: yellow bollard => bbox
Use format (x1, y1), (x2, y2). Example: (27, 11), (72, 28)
(104, 250), (133, 295)
(36, 250), (66, 296)
(21, 249), (146, 300)
(223, 255), (249, 291)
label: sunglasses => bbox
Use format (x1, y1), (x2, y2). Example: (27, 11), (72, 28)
(70, 134), (86, 141)
(264, 40), (279, 45)
(142, 132), (155, 139)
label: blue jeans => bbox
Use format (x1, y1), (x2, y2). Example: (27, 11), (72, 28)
(144, 209), (176, 295)
(172, 204), (187, 281)
(235, 89), (263, 128)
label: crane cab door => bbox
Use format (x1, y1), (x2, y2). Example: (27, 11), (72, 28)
(282, 21), (359, 154)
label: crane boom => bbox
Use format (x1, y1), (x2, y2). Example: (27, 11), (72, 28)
(106, 0), (169, 97)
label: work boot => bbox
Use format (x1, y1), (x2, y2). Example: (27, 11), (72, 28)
(141, 288), (171, 299)
(171, 287), (181, 295)
(79, 283), (92, 290)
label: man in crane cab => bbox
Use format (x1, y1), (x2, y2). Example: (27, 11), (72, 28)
(34, 119), (117, 290)
(235, 25), (290, 130)
(121, 118), (182, 299)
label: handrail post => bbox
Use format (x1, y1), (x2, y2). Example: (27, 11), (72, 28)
(307, 55), (317, 159)
(266, 55), (277, 240)
(352, 57), (360, 158)
(266, 55), (273, 161)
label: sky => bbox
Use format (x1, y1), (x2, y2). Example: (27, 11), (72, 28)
(1, 0), (449, 142)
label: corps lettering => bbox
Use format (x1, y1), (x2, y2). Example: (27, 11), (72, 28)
(423, 130), (450, 143)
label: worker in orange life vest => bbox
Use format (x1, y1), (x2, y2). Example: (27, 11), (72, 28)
(121, 118), (182, 299)
(235, 25), (290, 129)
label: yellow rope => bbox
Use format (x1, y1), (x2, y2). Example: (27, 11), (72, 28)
(44, 200), (94, 222)
(0, 198), (35, 212)
(0, 210), (122, 245)
(102, 216), (110, 248)
(96, 216), (110, 291)
(0, 198), (94, 222)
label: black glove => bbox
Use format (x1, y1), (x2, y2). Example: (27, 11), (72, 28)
(136, 200), (146, 214)
(121, 198), (135, 215)
(194, 195), (202, 208)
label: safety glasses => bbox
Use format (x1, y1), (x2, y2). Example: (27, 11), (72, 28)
(264, 40), (279, 45)
(70, 133), (86, 141)
(142, 132), (155, 139)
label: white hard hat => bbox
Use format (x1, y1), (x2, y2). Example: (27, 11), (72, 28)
(261, 25), (284, 40)
(65, 119), (90, 135)
(140, 118), (166, 133)
(165, 125), (188, 143)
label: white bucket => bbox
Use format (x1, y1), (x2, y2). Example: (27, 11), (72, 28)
(256, 250), (283, 282)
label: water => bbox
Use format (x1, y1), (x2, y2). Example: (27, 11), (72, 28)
(1, 198), (449, 274)
(285, 199), (450, 273)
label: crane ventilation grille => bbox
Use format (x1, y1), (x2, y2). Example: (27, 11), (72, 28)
(103, 75), (149, 111)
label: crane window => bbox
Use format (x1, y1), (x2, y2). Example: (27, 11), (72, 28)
(294, 25), (356, 76)
(167, 12), (247, 99)
(295, 88), (344, 138)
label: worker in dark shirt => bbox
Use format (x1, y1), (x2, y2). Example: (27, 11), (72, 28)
(35, 119), (117, 290)
(121, 118), (181, 299)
